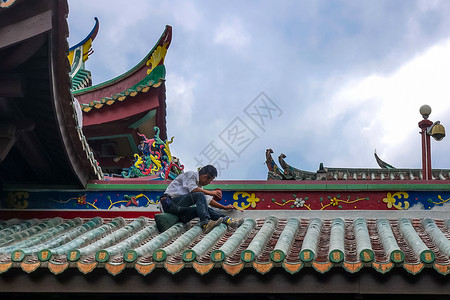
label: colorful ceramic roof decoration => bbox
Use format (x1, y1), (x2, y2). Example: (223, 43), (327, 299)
(117, 126), (184, 180)
(68, 17), (99, 90)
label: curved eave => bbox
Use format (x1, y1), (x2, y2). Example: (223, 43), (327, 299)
(68, 17), (99, 51)
(50, 0), (104, 184)
(73, 25), (172, 96)
(0, 0), (103, 187)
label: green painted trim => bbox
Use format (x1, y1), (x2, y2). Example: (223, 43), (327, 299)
(73, 26), (170, 95)
(87, 183), (168, 190)
(87, 134), (138, 154)
(2, 184), (84, 191)
(80, 65), (166, 111)
(129, 109), (157, 129)
(83, 182), (450, 192)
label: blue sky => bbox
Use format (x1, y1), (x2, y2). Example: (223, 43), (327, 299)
(68, 0), (450, 179)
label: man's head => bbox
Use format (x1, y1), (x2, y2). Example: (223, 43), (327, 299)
(198, 165), (218, 186)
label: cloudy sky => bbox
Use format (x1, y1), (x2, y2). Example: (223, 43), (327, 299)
(67, 0), (450, 180)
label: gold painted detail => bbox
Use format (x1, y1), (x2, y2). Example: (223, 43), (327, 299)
(77, 262), (97, 274)
(434, 263), (450, 275)
(97, 251), (107, 261)
(272, 194), (369, 210)
(20, 262), (40, 273)
(233, 192), (260, 210)
(5, 192), (29, 209)
(193, 262), (214, 275)
(105, 263), (126, 276)
(68, 250), (80, 262)
(361, 250), (374, 262)
(312, 262), (333, 274)
(429, 195), (450, 205)
(383, 192), (410, 210)
(146, 43), (169, 75)
(403, 263), (424, 275)
(253, 262), (273, 274)
(282, 262), (303, 274)
(164, 262), (185, 274)
(40, 250), (50, 261)
(0, 262), (12, 274)
(222, 263), (244, 276)
(0, 0), (17, 8)
(372, 262), (394, 274)
(48, 262), (69, 275)
(135, 263), (155, 275)
(343, 262), (362, 273)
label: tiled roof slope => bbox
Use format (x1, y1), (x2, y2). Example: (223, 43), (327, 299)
(1, 216), (450, 276)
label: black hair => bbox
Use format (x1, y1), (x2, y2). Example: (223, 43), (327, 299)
(198, 165), (218, 179)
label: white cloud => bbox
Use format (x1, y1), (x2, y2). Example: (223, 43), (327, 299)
(213, 18), (251, 51)
(170, 1), (203, 31)
(310, 38), (450, 168)
(166, 73), (197, 128)
(68, 0), (450, 178)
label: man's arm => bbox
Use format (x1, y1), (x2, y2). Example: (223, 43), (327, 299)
(210, 199), (235, 210)
(191, 187), (221, 198)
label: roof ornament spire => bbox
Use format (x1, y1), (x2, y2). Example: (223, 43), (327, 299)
(374, 150), (396, 169)
(68, 17), (99, 90)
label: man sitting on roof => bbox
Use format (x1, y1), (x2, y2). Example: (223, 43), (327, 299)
(159, 165), (244, 233)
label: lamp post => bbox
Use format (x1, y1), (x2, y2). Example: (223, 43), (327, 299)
(418, 105), (445, 180)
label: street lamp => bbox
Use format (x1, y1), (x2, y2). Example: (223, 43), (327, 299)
(418, 105), (445, 180)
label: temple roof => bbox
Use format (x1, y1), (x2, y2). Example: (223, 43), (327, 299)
(1, 214), (450, 276)
(73, 25), (172, 113)
(71, 25), (172, 165)
(267, 149), (450, 181)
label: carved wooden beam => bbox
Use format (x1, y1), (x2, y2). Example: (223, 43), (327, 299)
(0, 10), (52, 50)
